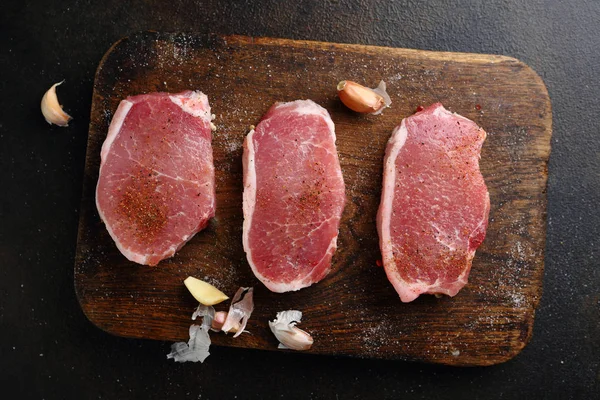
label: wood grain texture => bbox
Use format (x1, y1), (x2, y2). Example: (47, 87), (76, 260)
(74, 32), (552, 366)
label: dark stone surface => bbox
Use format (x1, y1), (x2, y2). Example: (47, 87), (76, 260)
(0, 0), (597, 398)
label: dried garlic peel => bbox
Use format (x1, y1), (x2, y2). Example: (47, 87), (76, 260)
(167, 324), (211, 363)
(184, 276), (229, 306)
(41, 81), (72, 126)
(222, 287), (254, 337)
(192, 303), (216, 331)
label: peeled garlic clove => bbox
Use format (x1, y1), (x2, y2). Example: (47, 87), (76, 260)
(184, 276), (229, 306)
(337, 80), (391, 115)
(269, 310), (314, 351)
(41, 81), (72, 127)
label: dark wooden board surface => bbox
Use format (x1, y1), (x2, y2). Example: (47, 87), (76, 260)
(74, 32), (552, 366)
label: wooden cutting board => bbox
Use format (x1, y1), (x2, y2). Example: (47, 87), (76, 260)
(74, 32), (552, 366)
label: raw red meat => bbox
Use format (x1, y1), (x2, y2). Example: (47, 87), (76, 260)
(242, 100), (346, 292)
(96, 91), (215, 266)
(377, 103), (490, 302)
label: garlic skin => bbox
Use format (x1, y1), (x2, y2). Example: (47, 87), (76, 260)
(269, 310), (314, 351)
(167, 324), (211, 363)
(191, 304), (216, 330)
(41, 81), (72, 127)
(166, 303), (215, 363)
(337, 80), (391, 115)
(222, 287), (254, 338)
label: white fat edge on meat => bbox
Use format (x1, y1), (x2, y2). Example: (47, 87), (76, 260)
(379, 119), (418, 302)
(242, 128), (259, 278)
(168, 91), (212, 123)
(100, 100), (133, 163)
(95, 99), (153, 265)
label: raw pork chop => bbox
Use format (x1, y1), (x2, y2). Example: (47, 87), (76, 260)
(96, 91), (215, 266)
(242, 100), (346, 292)
(377, 103), (490, 302)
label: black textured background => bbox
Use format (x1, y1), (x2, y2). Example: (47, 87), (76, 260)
(1, 0), (598, 399)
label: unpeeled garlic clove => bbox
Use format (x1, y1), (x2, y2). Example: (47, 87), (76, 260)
(337, 80), (391, 115)
(211, 311), (237, 332)
(269, 310), (314, 351)
(41, 81), (72, 127)
(274, 325), (314, 351)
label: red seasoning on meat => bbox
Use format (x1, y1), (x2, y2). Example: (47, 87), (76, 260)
(242, 100), (346, 292)
(96, 91), (215, 266)
(377, 103), (490, 302)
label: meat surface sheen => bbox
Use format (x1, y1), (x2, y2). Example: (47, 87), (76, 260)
(96, 91), (215, 266)
(243, 100), (346, 292)
(377, 103), (490, 302)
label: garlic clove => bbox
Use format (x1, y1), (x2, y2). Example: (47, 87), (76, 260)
(275, 326), (314, 351)
(269, 310), (314, 351)
(337, 80), (391, 115)
(184, 276), (229, 306)
(211, 311), (229, 331)
(211, 311), (243, 333)
(41, 81), (72, 127)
